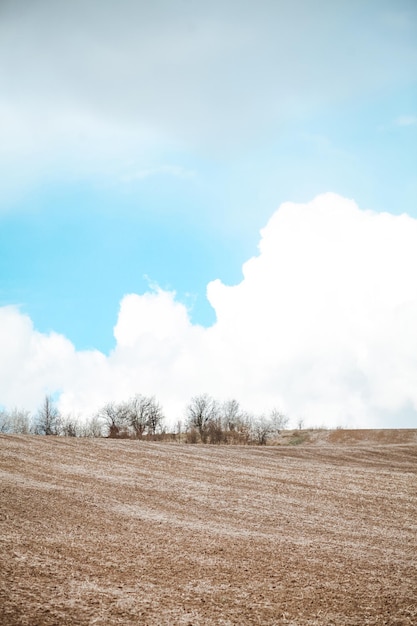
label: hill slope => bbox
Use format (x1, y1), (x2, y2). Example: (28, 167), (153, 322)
(279, 427), (417, 446)
(1, 435), (416, 625)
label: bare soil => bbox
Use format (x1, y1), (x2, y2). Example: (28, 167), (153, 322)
(1, 433), (416, 625)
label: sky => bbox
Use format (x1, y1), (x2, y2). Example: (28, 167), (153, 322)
(0, 0), (416, 428)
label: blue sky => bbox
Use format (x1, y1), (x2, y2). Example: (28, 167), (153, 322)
(1, 0), (417, 427)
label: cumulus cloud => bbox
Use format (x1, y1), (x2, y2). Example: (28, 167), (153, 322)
(1, 193), (417, 428)
(0, 305), (108, 415)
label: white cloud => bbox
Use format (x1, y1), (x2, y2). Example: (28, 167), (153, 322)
(2, 193), (417, 428)
(395, 115), (417, 127)
(0, 1), (416, 182)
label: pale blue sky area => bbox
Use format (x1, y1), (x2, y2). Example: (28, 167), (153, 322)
(1, 0), (416, 353)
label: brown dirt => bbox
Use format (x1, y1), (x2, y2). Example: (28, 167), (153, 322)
(0, 434), (416, 625)
(278, 428), (417, 446)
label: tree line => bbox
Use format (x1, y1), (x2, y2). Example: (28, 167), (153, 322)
(0, 393), (290, 445)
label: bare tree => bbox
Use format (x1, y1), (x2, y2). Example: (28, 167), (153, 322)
(35, 395), (60, 435)
(146, 396), (164, 437)
(232, 411), (253, 444)
(221, 399), (242, 432)
(126, 395), (149, 438)
(207, 416), (224, 444)
(60, 415), (80, 437)
(81, 416), (103, 438)
(175, 419), (182, 443)
(96, 395), (165, 439)
(270, 408), (289, 434)
(0, 408), (32, 434)
(221, 400), (255, 444)
(11, 408), (32, 434)
(97, 401), (129, 438)
(186, 394), (218, 443)
(251, 415), (275, 445)
(0, 409), (11, 433)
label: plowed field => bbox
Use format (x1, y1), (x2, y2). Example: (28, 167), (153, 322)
(1, 434), (416, 625)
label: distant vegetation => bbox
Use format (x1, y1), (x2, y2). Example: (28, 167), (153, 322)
(0, 393), (290, 445)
